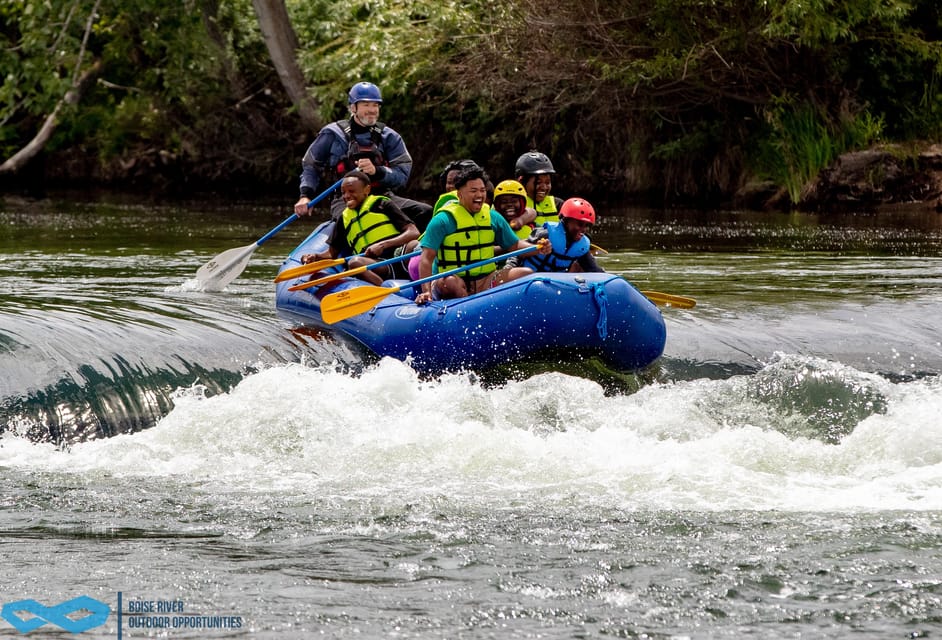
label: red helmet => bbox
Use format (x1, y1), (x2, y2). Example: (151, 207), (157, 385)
(559, 198), (596, 224)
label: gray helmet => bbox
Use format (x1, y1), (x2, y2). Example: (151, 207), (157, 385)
(514, 151), (555, 176)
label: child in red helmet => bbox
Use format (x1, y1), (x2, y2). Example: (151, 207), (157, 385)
(495, 197), (603, 284)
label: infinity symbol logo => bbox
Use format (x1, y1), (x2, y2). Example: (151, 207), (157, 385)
(1, 595), (110, 634)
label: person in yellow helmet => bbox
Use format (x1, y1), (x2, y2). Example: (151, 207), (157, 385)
(491, 179), (537, 240)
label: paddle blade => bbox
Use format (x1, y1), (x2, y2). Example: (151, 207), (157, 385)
(321, 285), (401, 324)
(274, 258), (346, 282)
(642, 290), (696, 309)
(196, 243), (258, 291)
(590, 243), (609, 255)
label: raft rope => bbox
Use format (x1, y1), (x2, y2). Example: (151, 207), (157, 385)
(522, 276), (612, 339)
(590, 282), (609, 339)
(360, 275), (617, 337)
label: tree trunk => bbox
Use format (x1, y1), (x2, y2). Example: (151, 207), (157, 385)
(0, 60), (102, 175)
(251, 0), (321, 133)
(200, 0), (276, 139)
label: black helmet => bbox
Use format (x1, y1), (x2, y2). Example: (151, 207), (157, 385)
(514, 151), (555, 176)
(439, 159), (482, 190)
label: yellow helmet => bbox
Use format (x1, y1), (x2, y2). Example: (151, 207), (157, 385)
(493, 180), (527, 201)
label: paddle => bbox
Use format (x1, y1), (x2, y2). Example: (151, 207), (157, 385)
(195, 178), (343, 291)
(274, 257), (347, 282)
(286, 249), (422, 291)
(590, 243), (608, 255)
(642, 290), (696, 309)
(320, 244), (541, 324)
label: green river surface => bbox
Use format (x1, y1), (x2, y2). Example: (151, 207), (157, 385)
(1, 194), (940, 638)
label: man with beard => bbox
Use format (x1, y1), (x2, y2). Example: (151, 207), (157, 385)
(293, 81), (432, 229)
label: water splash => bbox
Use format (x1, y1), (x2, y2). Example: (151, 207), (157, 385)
(3, 356), (940, 513)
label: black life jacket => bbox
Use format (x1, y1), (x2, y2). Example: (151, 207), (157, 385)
(332, 119), (388, 183)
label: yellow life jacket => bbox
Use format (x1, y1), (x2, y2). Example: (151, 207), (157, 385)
(433, 190), (458, 214)
(526, 195), (559, 226)
(512, 223), (533, 240)
(437, 201), (496, 277)
(341, 195), (400, 254)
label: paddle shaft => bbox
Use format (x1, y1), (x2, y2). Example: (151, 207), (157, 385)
(287, 249), (421, 291)
(259, 178), (344, 246)
(196, 178), (343, 290)
(403, 244), (538, 293)
(320, 243), (540, 324)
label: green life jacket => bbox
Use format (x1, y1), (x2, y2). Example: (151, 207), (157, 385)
(512, 222), (533, 240)
(526, 195), (559, 226)
(433, 190), (458, 214)
(341, 195), (400, 254)
(437, 201), (496, 277)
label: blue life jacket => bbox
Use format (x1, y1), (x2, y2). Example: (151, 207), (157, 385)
(521, 221), (589, 272)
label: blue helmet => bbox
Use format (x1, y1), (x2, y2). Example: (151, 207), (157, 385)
(348, 81), (383, 104)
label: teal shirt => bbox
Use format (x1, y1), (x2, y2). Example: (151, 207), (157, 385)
(420, 205), (521, 273)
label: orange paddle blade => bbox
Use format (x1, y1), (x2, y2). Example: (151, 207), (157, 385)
(274, 258), (345, 282)
(321, 284), (403, 324)
(287, 265), (368, 291)
(642, 290), (696, 309)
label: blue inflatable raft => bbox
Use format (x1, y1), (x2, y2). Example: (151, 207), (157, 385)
(275, 221), (666, 374)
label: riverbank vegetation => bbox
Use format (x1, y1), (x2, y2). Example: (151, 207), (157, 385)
(1, 0), (940, 207)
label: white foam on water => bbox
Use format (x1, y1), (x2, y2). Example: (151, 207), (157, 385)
(3, 355), (940, 512)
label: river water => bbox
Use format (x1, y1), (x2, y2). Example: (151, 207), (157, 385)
(1, 195), (941, 638)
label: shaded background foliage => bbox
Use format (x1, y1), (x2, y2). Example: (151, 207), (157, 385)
(1, 0), (940, 206)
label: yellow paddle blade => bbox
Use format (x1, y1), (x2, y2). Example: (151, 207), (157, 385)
(642, 290), (697, 309)
(287, 265), (368, 291)
(321, 285), (403, 324)
(273, 258), (345, 282)
(590, 243), (609, 256)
